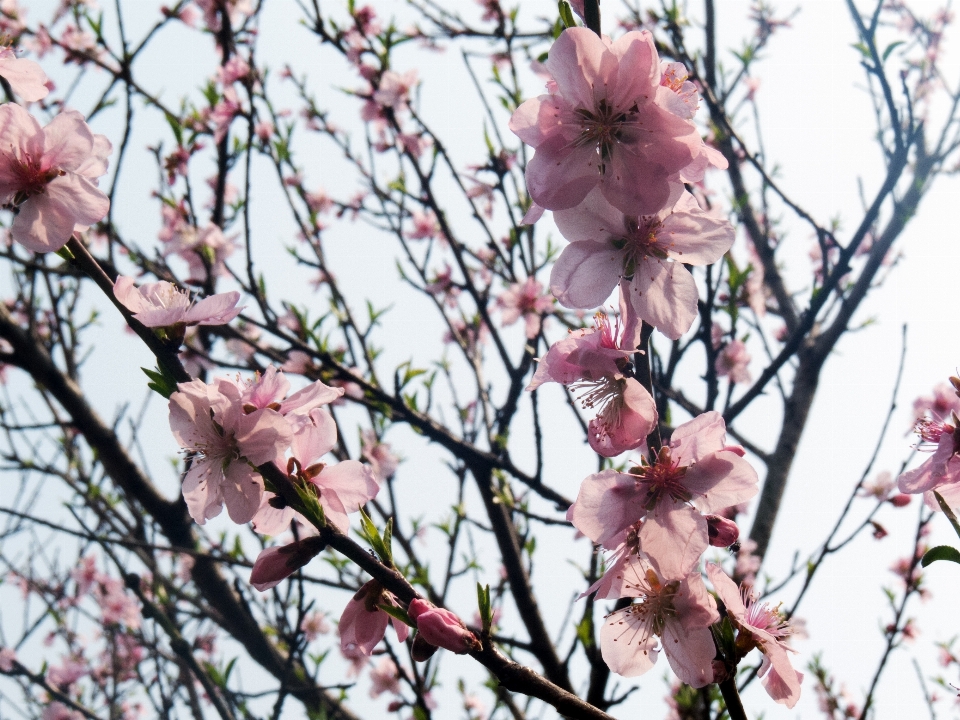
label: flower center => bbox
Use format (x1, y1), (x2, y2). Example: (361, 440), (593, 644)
(618, 568), (680, 639)
(570, 376), (625, 424)
(632, 447), (691, 510)
(10, 156), (64, 206)
(574, 98), (637, 173)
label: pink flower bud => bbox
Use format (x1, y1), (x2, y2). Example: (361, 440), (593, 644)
(408, 599), (481, 655)
(706, 514), (740, 547)
(250, 537), (326, 591)
(888, 494), (912, 507)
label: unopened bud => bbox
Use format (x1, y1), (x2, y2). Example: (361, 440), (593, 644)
(408, 599), (481, 655)
(870, 521), (888, 539)
(949, 375), (960, 397)
(888, 494), (912, 508)
(706, 514), (740, 548)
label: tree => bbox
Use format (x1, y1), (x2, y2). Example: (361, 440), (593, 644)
(0, 0), (957, 718)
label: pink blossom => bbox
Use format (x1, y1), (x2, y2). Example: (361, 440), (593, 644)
(0, 647), (15, 672)
(407, 208), (441, 241)
(551, 189), (733, 339)
(300, 611), (330, 641)
(600, 552), (718, 687)
(528, 310), (657, 456)
(42, 703), (82, 720)
(95, 575), (141, 628)
(859, 470), (895, 500)
(217, 56), (251, 86)
(706, 563), (803, 707)
(496, 277), (553, 338)
(715, 339), (752, 384)
(113, 276), (242, 328)
(361, 429), (399, 481)
(0, 47), (48, 101)
(373, 69), (417, 109)
(0, 105), (111, 252)
(168, 377), (293, 524)
(509, 28), (701, 214)
(250, 536), (326, 591)
(339, 580), (410, 657)
(898, 422), (960, 509)
(568, 411), (758, 547)
(164, 222), (236, 282)
(913, 382), (960, 423)
(47, 657), (88, 688)
(408, 598), (481, 654)
(368, 657), (401, 697)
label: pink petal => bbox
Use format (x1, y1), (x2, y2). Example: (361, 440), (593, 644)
(0, 105), (43, 199)
(222, 460), (264, 524)
(567, 469), (645, 545)
(550, 240), (622, 309)
(588, 378), (657, 457)
(545, 28), (614, 110)
(683, 450), (759, 514)
(42, 110), (95, 172)
(639, 503), (708, 579)
(318, 460), (380, 518)
(553, 186), (628, 244)
(0, 56), (49, 102)
(181, 458), (224, 525)
(600, 605), (659, 677)
(608, 31), (659, 111)
(658, 193), (735, 265)
(661, 622), (715, 688)
(759, 645), (803, 708)
(705, 563), (748, 619)
(185, 291), (243, 325)
(251, 492), (297, 536)
(280, 380), (344, 415)
(291, 408), (338, 464)
(622, 260), (698, 340)
(526, 137), (601, 211)
(670, 411), (727, 465)
(113, 276), (148, 314)
(235, 409), (293, 465)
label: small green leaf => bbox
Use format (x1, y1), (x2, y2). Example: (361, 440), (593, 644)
(921, 544), (960, 568)
(378, 602), (414, 627)
(558, 0), (576, 28)
(882, 41), (904, 62)
(141, 365), (178, 399)
(476, 582), (492, 633)
(358, 507), (392, 566)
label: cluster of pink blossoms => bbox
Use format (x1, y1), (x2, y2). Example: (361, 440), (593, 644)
(512, 23), (801, 703)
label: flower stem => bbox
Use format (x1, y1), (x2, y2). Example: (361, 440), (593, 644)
(634, 321), (662, 454)
(583, 0), (601, 35)
(718, 678), (747, 720)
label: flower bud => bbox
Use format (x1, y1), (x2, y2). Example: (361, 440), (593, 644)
(706, 514), (740, 548)
(410, 632), (439, 662)
(408, 599), (481, 655)
(888, 494), (912, 508)
(249, 536), (326, 591)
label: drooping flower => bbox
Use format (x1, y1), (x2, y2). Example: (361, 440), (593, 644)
(550, 188), (734, 339)
(509, 28), (701, 215)
(0, 47), (49, 101)
(567, 411), (757, 546)
(600, 552), (718, 687)
(0, 105), (111, 252)
(528, 308), (656, 456)
(339, 580), (410, 658)
(706, 563), (803, 708)
(113, 276), (242, 328)
(361, 429), (400, 482)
